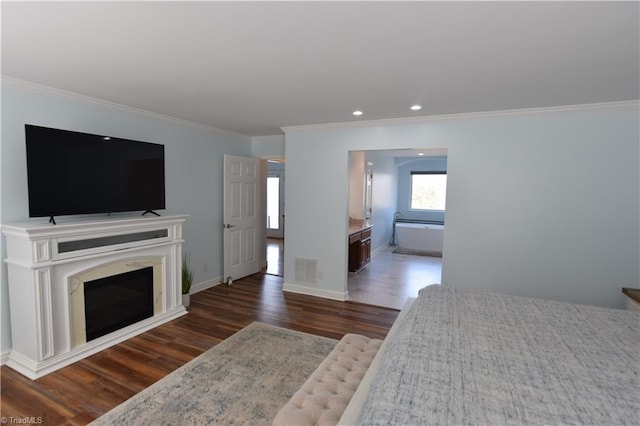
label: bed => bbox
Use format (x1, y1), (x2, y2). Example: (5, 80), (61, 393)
(339, 285), (640, 425)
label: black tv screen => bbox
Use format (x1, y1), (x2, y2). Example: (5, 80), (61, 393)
(25, 124), (165, 219)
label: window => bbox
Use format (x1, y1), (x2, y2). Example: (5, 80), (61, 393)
(410, 172), (447, 210)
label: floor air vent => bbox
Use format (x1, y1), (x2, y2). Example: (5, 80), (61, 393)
(294, 257), (317, 284)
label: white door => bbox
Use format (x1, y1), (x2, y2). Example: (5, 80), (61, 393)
(223, 155), (260, 283)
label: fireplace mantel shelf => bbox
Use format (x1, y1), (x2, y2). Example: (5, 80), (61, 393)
(3, 212), (188, 239)
(2, 213), (188, 379)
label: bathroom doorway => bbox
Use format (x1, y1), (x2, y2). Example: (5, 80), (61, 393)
(347, 148), (446, 309)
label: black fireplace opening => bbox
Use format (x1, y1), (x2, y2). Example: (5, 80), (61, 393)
(84, 266), (154, 342)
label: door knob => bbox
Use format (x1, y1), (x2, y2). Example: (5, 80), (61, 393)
(224, 224), (236, 229)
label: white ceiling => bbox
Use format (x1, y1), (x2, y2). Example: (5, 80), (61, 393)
(2, 1), (638, 136)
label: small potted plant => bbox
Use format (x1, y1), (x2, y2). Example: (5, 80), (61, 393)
(182, 252), (194, 307)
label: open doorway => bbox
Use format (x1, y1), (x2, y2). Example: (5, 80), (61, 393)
(266, 159), (284, 276)
(347, 148), (446, 309)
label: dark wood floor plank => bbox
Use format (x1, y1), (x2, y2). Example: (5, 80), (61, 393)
(0, 273), (398, 424)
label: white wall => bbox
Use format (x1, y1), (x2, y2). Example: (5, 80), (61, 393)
(283, 104), (639, 308)
(252, 134), (285, 159)
(0, 78), (253, 355)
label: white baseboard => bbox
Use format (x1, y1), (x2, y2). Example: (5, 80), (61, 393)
(190, 276), (223, 294)
(371, 242), (391, 258)
(1, 349), (11, 365)
(282, 282), (348, 301)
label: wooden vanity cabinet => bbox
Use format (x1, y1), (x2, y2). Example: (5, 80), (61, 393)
(349, 226), (372, 272)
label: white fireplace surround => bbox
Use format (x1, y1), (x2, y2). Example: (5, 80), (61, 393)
(2, 213), (188, 379)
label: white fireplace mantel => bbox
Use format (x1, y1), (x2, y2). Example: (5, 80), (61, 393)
(2, 213), (188, 379)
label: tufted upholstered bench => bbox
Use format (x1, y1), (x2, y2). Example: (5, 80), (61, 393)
(272, 333), (383, 426)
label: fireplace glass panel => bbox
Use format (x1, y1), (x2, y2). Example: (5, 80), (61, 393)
(84, 266), (154, 341)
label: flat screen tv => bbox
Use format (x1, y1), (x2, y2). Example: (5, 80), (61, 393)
(25, 124), (165, 223)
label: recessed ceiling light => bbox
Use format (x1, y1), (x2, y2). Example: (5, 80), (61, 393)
(418, 152), (425, 156)
(352, 110), (363, 116)
(410, 105), (422, 111)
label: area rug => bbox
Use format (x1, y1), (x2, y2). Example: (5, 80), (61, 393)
(392, 247), (442, 257)
(90, 322), (338, 425)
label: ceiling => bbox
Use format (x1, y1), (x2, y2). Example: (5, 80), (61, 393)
(2, 1), (638, 136)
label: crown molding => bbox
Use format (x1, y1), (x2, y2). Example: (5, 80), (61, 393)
(1, 75), (249, 139)
(4, 76), (636, 138)
(281, 100), (640, 134)
(251, 134), (285, 142)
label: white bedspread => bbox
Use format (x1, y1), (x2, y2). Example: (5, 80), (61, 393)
(357, 285), (640, 425)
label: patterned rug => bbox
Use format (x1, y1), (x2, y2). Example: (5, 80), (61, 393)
(90, 322), (338, 425)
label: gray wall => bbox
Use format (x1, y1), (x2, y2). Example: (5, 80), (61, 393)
(283, 104), (639, 308)
(1, 78), (253, 355)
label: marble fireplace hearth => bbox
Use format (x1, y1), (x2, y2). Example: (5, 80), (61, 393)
(2, 213), (188, 379)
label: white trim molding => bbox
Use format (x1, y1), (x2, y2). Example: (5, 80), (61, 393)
(282, 100), (640, 134)
(190, 277), (223, 294)
(282, 282), (348, 302)
(1, 76), (247, 138)
(1, 350), (10, 365)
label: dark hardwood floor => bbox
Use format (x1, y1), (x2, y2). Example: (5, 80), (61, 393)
(0, 273), (399, 425)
